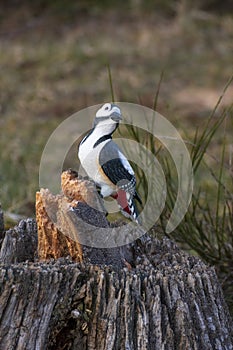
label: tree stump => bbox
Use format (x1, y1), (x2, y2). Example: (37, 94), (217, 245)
(35, 170), (139, 268)
(0, 171), (232, 350)
(0, 218), (37, 264)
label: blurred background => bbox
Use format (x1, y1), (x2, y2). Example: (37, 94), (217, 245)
(0, 0), (233, 313)
(0, 0), (232, 218)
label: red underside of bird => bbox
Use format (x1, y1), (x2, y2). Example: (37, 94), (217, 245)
(111, 190), (131, 216)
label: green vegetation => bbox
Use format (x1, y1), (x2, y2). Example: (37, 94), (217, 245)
(0, 2), (232, 314)
(115, 75), (233, 313)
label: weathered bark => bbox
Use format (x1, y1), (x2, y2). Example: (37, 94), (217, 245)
(0, 237), (232, 350)
(36, 190), (83, 262)
(36, 170), (137, 268)
(0, 218), (37, 264)
(0, 172), (232, 349)
(36, 168), (101, 262)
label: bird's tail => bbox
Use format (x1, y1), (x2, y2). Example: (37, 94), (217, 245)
(127, 196), (141, 224)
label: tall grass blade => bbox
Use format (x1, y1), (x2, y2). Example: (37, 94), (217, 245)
(107, 64), (115, 102)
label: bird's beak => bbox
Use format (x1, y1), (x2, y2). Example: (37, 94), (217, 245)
(111, 111), (122, 122)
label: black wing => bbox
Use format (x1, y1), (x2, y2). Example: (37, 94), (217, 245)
(99, 141), (136, 195)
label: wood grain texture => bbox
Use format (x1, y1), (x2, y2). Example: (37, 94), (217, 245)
(36, 170), (135, 268)
(0, 171), (232, 349)
(36, 189), (83, 262)
(0, 218), (37, 264)
(0, 238), (232, 349)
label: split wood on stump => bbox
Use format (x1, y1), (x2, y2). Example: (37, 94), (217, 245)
(0, 170), (232, 350)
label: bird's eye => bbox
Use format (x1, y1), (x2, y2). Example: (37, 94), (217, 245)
(104, 103), (111, 111)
